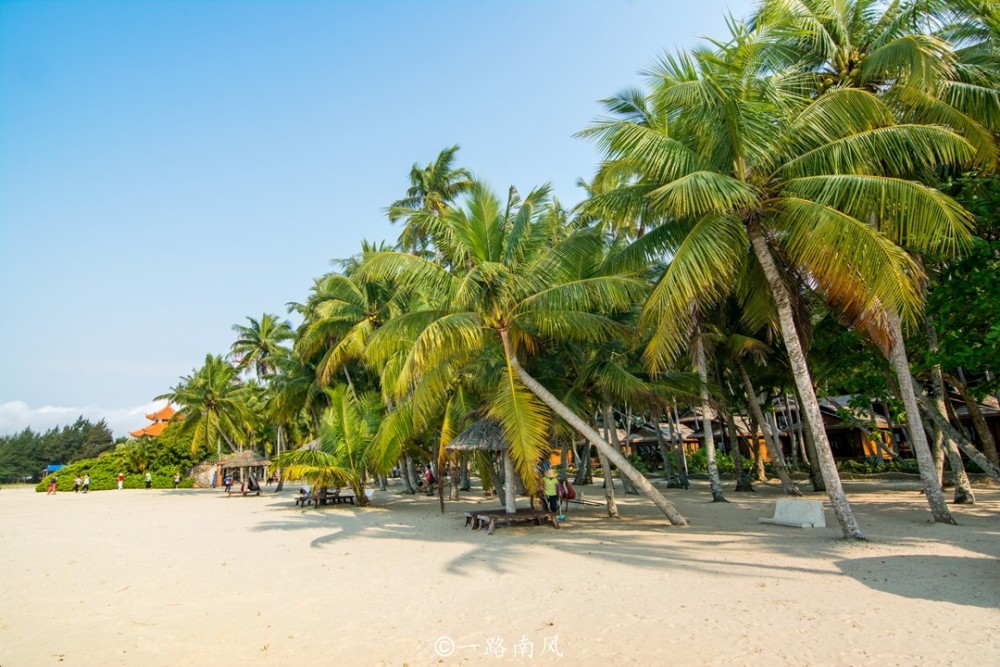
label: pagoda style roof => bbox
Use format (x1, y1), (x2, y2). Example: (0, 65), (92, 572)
(130, 421), (168, 438)
(146, 404), (177, 422)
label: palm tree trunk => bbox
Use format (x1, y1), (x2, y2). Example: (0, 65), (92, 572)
(653, 414), (674, 480)
(605, 404), (639, 495)
(559, 437), (570, 480)
(748, 221), (863, 539)
(942, 371), (999, 466)
(915, 391), (1000, 484)
(885, 311), (955, 524)
(794, 389), (825, 492)
(695, 336), (726, 502)
(404, 454), (419, 494)
(736, 360), (800, 495)
(671, 403), (690, 489)
(925, 322), (975, 503)
(600, 404), (621, 518)
(501, 450), (517, 514)
(502, 341), (686, 525)
(275, 425), (286, 491)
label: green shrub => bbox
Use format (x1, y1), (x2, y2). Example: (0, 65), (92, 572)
(35, 453), (195, 492)
(686, 449), (735, 474)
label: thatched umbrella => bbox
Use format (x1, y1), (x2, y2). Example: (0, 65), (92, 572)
(221, 450), (271, 494)
(446, 419), (517, 513)
(446, 419), (509, 453)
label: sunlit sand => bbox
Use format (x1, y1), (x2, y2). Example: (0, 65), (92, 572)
(1, 479), (998, 666)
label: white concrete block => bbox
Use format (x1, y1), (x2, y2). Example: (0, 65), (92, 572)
(759, 499), (826, 528)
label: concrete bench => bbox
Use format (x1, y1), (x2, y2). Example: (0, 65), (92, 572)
(759, 499), (826, 528)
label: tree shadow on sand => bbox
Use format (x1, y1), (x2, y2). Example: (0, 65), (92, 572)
(835, 555), (1000, 608)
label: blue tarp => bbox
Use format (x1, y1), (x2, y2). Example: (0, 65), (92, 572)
(45, 464), (65, 473)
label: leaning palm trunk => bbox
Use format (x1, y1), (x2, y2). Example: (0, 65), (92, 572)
(605, 404), (639, 495)
(736, 360), (800, 495)
(504, 348), (687, 525)
(748, 222), (864, 539)
(695, 337), (727, 502)
(926, 326), (975, 503)
(943, 371), (999, 466)
(916, 392), (1000, 484)
(885, 311), (955, 524)
(600, 405), (621, 517)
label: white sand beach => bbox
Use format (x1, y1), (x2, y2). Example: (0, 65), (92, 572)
(1, 479), (998, 666)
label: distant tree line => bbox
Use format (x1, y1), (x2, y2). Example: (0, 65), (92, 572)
(0, 417), (115, 483)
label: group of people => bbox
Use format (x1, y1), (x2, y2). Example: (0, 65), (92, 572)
(46, 474), (91, 494)
(44, 471), (183, 493)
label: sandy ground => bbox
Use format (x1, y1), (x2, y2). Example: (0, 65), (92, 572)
(1, 477), (998, 667)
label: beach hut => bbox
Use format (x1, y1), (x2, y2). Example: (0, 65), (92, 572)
(220, 450), (271, 495)
(446, 419), (519, 510)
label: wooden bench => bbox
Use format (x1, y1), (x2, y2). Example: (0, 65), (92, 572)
(313, 490), (355, 507)
(464, 508), (559, 534)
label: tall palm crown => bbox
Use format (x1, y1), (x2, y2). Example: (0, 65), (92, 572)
(751, 0), (1000, 168)
(362, 181), (649, 488)
(229, 313), (294, 380)
(157, 354), (254, 456)
(386, 145), (473, 255)
(585, 24), (974, 367)
(294, 251), (414, 389)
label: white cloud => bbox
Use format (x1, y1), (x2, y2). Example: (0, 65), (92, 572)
(0, 399), (170, 439)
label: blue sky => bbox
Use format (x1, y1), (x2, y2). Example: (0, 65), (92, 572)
(0, 0), (756, 437)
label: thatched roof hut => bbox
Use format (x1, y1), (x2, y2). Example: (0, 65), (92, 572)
(445, 419), (509, 452)
(222, 450), (271, 469)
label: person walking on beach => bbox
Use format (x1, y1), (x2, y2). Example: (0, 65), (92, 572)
(117, 472), (124, 490)
(173, 472), (181, 489)
(224, 473), (233, 495)
(47, 475), (58, 495)
(543, 468), (559, 513)
(82, 474), (90, 493)
(145, 471), (152, 489)
(73, 476), (82, 493)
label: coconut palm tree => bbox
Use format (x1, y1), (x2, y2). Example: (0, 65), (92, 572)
(582, 20), (975, 538)
(362, 181), (687, 524)
(752, 0), (999, 523)
(271, 385), (382, 506)
(386, 145), (473, 256)
(229, 313), (294, 381)
(157, 354), (255, 458)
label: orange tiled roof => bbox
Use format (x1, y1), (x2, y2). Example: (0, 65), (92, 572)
(130, 421), (168, 438)
(145, 404), (177, 422)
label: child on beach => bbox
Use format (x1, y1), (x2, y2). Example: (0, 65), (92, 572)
(47, 476), (58, 495)
(117, 472), (124, 490)
(82, 474), (90, 493)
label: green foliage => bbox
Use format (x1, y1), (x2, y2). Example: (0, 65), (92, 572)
(0, 417), (115, 483)
(685, 449), (735, 474)
(34, 450), (195, 492)
(836, 459), (921, 475)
